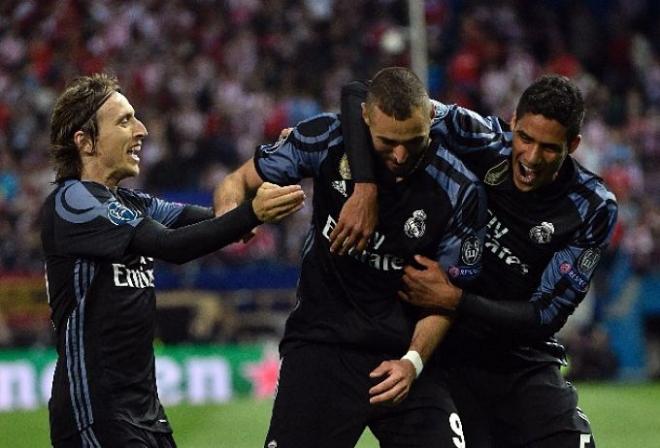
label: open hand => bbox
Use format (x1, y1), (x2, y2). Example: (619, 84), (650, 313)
(252, 182), (305, 223)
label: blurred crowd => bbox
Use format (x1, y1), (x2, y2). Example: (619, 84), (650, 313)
(0, 0), (658, 274)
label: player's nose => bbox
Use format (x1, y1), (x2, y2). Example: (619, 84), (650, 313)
(135, 119), (148, 138)
(392, 145), (408, 164)
(525, 144), (543, 165)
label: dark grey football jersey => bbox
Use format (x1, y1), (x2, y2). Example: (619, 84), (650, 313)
(41, 180), (186, 441)
(254, 113), (487, 356)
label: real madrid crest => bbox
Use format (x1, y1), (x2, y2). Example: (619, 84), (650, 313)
(404, 210), (427, 239)
(529, 221), (555, 244)
(339, 154), (352, 180)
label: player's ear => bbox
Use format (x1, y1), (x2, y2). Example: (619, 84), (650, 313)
(568, 134), (581, 155)
(361, 102), (370, 126)
(74, 130), (94, 155)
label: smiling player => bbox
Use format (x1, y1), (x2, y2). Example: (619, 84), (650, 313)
(42, 73), (305, 448)
(340, 74), (618, 447)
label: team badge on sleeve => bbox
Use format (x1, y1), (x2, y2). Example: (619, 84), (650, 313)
(577, 248), (601, 274)
(460, 235), (482, 265)
(404, 210), (427, 238)
(107, 200), (139, 225)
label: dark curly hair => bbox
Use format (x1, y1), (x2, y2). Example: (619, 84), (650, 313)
(515, 74), (585, 143)
(49, 73), (121, 182)
(366, 67), (430, 120)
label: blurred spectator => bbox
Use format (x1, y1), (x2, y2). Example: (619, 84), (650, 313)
(564, 324), (619, 381)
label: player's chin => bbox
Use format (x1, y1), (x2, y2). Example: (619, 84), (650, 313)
(122, 164), (140, 178)
(391, 165), (415, 178)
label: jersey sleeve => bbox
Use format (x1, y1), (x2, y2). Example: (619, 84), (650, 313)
(429, 101), (510, 156)
(254, 113), (339, 184)
(53, 182), (143, 259)
(529, 197), (618, 335)
(340, 80), (376, 182)
(435, 180), (488, 286)
(136, 191), (214, 228)
(129, 201), (260, 265)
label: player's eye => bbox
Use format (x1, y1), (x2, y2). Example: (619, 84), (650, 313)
(542, 144), (562, 154)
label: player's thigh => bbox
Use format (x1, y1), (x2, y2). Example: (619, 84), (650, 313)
(448, 367), (493, 448)
(526, 431), (596, 448)
(370, 373), (466, 448)
(494, 363), (593, 446)
(264, 344), (370, 448)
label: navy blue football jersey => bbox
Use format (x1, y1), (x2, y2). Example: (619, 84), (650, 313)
(254, 113), (487, 356)
(429, 101), (618, 363)
(41, 180), (187, 441)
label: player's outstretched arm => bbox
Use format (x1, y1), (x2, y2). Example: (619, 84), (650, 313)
(214, 159), (264, 217)
(128, 161), (304, 265)
(214, 158), (306, 242)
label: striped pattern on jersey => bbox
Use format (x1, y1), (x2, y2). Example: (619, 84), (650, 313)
(65, 258), (100, 446)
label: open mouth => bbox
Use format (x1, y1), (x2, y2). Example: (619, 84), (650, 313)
(517, 161), (539, 185)
(127, 145), (141, 162)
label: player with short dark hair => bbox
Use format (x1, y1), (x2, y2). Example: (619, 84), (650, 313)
(42, 73), (305, 448)
(215, 67), (487, 448)
(340, 73), (617, 447)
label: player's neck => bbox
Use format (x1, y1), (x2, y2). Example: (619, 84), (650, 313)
(80, 163), (120, 189)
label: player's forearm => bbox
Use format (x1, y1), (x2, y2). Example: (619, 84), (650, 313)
(458, 292), (553, 338)
(172, 205), (214, 228)
(213, 164), (257, 217)
(341, 81), (376, 183)
(408, 312), (453, 364)
(128, 202), (261, 264)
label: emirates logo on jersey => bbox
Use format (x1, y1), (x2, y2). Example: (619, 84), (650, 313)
(529, 221), (555, 244)
(404, 210), (427, 238)
(332, 180), (348, 197)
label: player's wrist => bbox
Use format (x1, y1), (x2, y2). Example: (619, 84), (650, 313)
(450, 286), (464, 310)
(401, 350), (424, 379)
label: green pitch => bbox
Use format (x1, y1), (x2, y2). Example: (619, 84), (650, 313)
(2, 383), (658, 447)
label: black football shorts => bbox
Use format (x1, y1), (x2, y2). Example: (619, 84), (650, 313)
(264, 343), (465, 448)
(447, 361), (594, 447)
